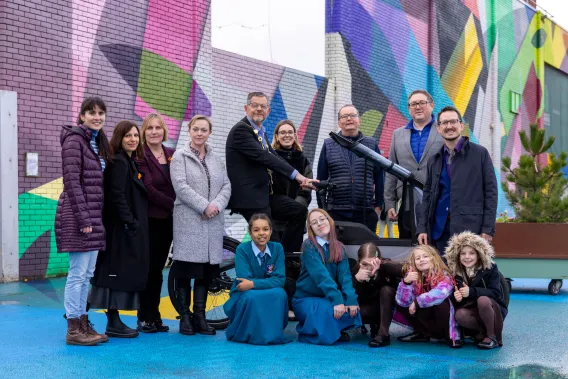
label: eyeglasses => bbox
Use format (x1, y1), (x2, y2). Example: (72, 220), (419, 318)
(408, 101), (432, 108)
(438, 119), (462, 127)
(339, 113), (359, 120)
(310, 217), (329, 227)
(248, 103), (269, 110)
(278, 130), (295, 136)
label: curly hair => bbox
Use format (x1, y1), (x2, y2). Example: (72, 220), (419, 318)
(403, 245), (453, 295)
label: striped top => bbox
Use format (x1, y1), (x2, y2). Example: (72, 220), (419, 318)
(90, 130), (106, 171)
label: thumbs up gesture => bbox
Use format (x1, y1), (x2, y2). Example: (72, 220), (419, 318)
(404, 266), (419, 285)
(454, 285), (463, 302)
(459, 282), (470, 298)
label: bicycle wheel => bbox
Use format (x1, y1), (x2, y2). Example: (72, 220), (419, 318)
(167, 236), (239, 330)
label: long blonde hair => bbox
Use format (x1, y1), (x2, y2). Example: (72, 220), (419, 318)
(403, 245), (453, 294)
(272, 119), (303, 151)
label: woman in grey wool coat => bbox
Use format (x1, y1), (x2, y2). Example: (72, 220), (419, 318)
(170, 114), (231, 336)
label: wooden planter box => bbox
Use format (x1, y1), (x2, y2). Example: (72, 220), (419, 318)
(493, 223), (568, 259)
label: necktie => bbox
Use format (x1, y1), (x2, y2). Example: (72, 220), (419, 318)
(447, 149), (455, 165)
(259, 252), (266, 266)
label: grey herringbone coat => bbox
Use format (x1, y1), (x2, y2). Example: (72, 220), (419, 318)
(171, 142), (231, 264)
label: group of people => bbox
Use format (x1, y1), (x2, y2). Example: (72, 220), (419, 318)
(55, 88), (503, 350)
(224, 211), (506, 349)
(56, 97), (232, 344)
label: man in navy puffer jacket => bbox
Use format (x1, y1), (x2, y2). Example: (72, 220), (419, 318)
(317, 104), (384, 233)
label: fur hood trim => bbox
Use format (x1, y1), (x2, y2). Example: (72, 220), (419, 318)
(444, 231), (494, 275)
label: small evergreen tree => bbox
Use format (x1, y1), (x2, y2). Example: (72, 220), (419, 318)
(501, 124), (568, 223)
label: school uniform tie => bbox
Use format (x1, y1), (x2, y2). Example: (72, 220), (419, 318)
(259, 252), (266, 267)
(323, 243), (330, 257)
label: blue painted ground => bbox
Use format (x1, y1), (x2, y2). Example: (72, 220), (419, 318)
(1, 276), (567, 379)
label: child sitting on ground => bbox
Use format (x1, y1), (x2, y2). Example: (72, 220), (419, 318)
(445, 231), (507, 349)
(352, 243), (403, 347)
(395, 245), (462, 348)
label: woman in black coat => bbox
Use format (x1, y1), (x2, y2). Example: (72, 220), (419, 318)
(271, 119), (313, 207)
(90, 120), (149, 338)
(271, 119), (312, 319)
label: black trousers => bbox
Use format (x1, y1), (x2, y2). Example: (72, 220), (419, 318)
(138, 216), (173, 322)
(397, 210), (412, 239)
(396, 299), (451, 339)
(328, 209), (378, 234)
(433, 218), (451, 256)
(233, 195), (307, 253)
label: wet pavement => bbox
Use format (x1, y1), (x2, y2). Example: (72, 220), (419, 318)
(1, 275), (567, 379)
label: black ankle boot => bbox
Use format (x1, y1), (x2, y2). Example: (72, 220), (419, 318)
(105, 309), (139, 338)
(192, 284), (216, 335)
(177, 287), (195, 335)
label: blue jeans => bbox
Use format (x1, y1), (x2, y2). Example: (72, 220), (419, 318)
(64, 251), (98, 319)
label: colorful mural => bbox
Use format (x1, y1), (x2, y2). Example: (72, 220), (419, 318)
(2, 0), (568, 279)
(2, 0), (330, 279)
(326, 0), (568, 214)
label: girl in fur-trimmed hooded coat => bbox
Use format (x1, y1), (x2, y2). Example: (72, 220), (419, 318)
(445, 231), (507, 350)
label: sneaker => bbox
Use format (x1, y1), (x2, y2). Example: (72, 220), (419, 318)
(136, 320), (158, 333)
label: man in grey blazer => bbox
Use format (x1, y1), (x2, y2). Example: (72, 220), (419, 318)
(384, 90), (444, 238)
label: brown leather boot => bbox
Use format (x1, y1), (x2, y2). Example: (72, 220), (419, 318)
(80, 314), (109, 343)
(66, 318), (100, 346)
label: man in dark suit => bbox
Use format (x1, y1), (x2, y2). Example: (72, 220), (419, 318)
(226, 92), (315, 252)
(417, 106), (498, 254)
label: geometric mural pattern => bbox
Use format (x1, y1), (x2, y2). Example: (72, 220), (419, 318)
(326, 0), (568, 215)
(1, 0), (331, 279)
(1, 0), (568, 279)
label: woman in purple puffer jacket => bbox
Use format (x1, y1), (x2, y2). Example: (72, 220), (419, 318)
(55, 97), (111, 346)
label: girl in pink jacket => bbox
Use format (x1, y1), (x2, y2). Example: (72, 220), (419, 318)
(395, 245), (462, 348)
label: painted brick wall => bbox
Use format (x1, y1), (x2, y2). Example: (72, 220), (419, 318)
(1, 0), (568, 280)
(326, 0), (568, 218)
(0, 0), (332, 280)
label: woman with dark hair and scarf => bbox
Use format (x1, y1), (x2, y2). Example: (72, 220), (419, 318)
(55, 97), (111, 346)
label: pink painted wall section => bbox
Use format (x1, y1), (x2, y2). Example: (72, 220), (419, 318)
(141, 0), (208, 72)
(1, 0), (329, 280)
(71, 0), (107, 119)
(134, 95), (182, 141)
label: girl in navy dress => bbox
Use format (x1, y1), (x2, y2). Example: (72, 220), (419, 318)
(445, 231), (507, 349)
(223, 214), (291, 345)
(293, 208), (362, 345)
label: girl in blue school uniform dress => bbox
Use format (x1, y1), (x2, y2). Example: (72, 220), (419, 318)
(223, 213), (291, 345)
(293, 208), (362, 345)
